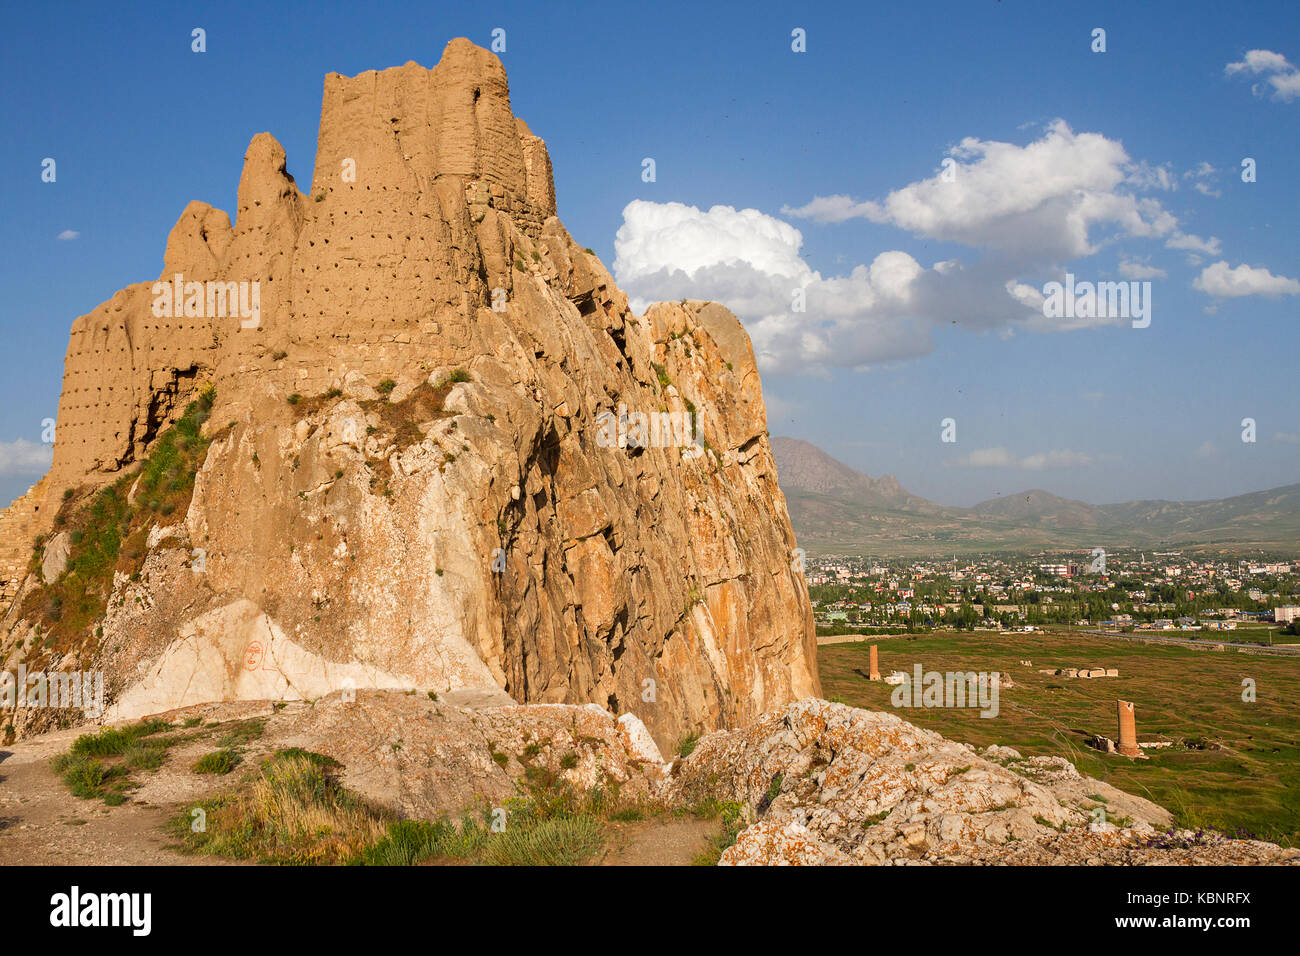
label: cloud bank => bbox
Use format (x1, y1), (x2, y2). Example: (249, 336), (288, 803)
(614, 119), (1288, 373)
(953, 447), (1094, 470)
(0, 438), (53, 476)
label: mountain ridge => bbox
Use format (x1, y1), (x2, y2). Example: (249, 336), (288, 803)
(771, 436), (1300, 555)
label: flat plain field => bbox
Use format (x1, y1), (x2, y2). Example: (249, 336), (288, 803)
(818, 630), (1300, 845)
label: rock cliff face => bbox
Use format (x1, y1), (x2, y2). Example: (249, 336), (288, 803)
(0, 39), (818, 750)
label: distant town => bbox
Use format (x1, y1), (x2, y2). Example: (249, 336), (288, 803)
(807, 550), (1300, 643)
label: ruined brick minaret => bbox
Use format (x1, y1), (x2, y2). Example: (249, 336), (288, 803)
(869, 645), (881, 681)
(1116, 700), (1142, 757)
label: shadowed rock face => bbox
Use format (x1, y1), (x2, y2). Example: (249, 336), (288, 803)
(0, 39), (818, 750)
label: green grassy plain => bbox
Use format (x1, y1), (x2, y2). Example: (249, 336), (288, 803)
(818, 630), (1300, 845)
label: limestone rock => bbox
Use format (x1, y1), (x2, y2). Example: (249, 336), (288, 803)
(617, 712), (665, 765)
(721, 818), (855, 866)
(40, 531), (70, 585)
(669, 698), (1299, 866)
(981, 744), (1022, 762)
(268, 692), (662, 819)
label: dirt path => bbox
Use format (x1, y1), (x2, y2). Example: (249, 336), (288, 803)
(597, 818), (718, 866)
(1, 699), (717, 866)
(1, 728), (718, 866)
(0, 726), (244, 866)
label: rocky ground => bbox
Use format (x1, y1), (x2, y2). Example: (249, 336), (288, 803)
(0, 716), (250, 866)
(0, 692), (678, 865)
(2, 693), (1294, 866)
(668, 698), (1299, 865)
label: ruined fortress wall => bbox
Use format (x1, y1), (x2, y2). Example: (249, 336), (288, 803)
(286, 45), (558, 371)
(0, 479), (49, 604)
(53, 282), (215, 488)
(20, 41), (562, 519)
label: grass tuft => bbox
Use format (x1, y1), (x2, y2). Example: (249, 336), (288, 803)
(676, 731), (700, 759)
(691, 801), (745, 865)
(480, 816), (603, 866)
(71, 719), (169, 757)
(171, 751), (390, 865)
(193, 748), (241, 775)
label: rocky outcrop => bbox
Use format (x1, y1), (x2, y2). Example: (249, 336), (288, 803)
(267, 691), (666, 820)
(0, 39), (817, 751)
(667, 699), (1299, 865)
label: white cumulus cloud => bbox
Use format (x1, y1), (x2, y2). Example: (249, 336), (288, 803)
(57, 230), (79, 240)
(1184, 162), (1221, 197)
(614, 119), (1266, 373)
(1166, 231), (1222, 256)
(782, 120), (1180, 260)
(1193, 261), (1300, 299)
(1226, 49), (1300, 102)
(612, 199), (1104, 372)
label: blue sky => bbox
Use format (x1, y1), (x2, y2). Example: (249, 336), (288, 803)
(2, 0), (1297, 508)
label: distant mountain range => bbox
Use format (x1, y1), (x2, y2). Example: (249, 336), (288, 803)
(770, 437), (1300, 556)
